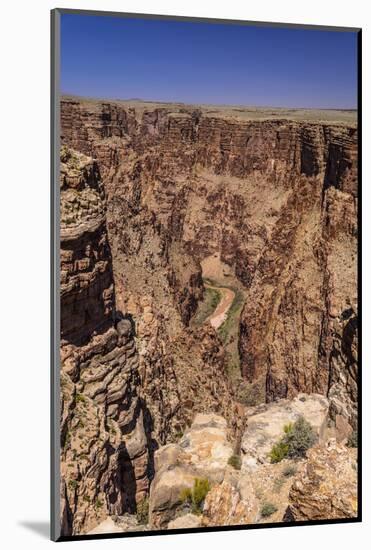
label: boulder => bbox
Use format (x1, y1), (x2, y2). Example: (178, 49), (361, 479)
(202, 479), (259, 527)
(149, 413), (233, 528)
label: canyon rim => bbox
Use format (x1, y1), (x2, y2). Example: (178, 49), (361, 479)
(52, 11), (360, 540)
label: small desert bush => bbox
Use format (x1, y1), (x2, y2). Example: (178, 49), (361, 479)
(136, 497), (149, 524)
(269, 441), (289, 463)
(260, 502), (278, 518)
(284, 416), (316, 458)
(269, 416), (316, 463)
(180, 478), (211, 515)
(228, 454), (242, 470)
(75, 393), (86, 404)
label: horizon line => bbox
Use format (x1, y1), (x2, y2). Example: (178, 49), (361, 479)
(60, 92), (357, 112)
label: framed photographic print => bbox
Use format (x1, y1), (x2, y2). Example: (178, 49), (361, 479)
(51, 8), (361, 541)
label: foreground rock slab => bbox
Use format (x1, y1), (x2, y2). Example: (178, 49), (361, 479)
(149, 413), (233, 528)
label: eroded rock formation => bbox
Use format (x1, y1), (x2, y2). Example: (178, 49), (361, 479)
(59, 97), (358, 532)
(61, 98), (358, 433)
(60, 148), (151, 535)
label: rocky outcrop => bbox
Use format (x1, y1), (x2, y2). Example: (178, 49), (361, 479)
(149, 414), (233, 528)
(284, 439), (358, 521)
(60, 148), (151, 535)
(60, 147), (114, 345)
(168, 513), (201, 530)
(148, 412), (263, 530)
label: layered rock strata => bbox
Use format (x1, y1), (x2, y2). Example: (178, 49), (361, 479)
(61, 99), (242, 444)
(60, 148), (151, 535)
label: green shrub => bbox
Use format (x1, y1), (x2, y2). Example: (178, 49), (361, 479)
(228, 454), (242, 470)
(269, 441), (289, 463)
(180, 478), (211, 515)
(269, 416), (316, 463)
(260, 502), (278, 518)
(192, 478), (211, 514)
(95, 498), (103, 510)
(136, 497), (149, 524)
(174, 430), (184, 441)
(283, 416), (316, 458)
(179, 487), (192, 504)
(347, 430), (358, 448)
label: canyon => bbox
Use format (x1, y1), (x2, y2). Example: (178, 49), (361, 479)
(59, 96), (358, 535)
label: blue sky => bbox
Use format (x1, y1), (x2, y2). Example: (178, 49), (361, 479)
(61, 14), (358, 109)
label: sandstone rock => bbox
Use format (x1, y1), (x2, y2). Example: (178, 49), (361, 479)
(178, 414), (233, 479)
(149, 413), (233, 528)
(284, 439), (357, 521)
(202, 479), (259, 527)
(241, 394), (329, 468)
(87, 514), (148, 534)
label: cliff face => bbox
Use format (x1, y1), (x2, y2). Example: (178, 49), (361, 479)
(60, 148), (152, 535)
(61, 97), (358, 432)
(238, 130), (357, 432)
(61, 100), (243, 447)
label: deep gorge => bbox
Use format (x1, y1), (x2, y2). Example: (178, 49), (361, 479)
(59, 97), (358, 534)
